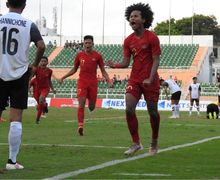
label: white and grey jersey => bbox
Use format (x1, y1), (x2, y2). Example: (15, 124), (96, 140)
(165, 79), (181, 94)
(189, 83), (201, 99)
(0, 12), (42, 81)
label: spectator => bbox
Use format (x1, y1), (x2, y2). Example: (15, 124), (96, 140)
(53, 40), (57, 47)
(47, 41), (53, 48)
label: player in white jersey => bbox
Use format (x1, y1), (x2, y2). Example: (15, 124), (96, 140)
(160, 78), (181, 118)
(188, 77), (201, 116)
(0, 0), (45, 170)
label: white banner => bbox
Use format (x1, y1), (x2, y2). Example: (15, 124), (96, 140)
(102, 99), (213, 112)
(27, 97), (51, 107)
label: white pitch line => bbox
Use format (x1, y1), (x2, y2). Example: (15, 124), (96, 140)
(113, 173), (172, 177)
(0, 143), (127, 149)
(43, 136), (220, 180)
(64, 115), (146, 122)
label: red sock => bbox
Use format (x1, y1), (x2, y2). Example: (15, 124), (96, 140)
(126, 113), (139, 144)
(37, 104), (44, 120)
(149, 112), (160, 140)
(78, 107), (84, 127)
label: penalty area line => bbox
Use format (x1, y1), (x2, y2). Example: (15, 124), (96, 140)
(43, 136), (220, 180)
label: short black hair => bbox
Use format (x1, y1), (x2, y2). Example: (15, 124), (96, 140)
(84, 35), (93, 42)
(7, 0), (26, 8)
(160, 78), (165, 85)
(192, 77), (197, 80)
(125, 3), (154, 28)
(41, 56), (48, 61)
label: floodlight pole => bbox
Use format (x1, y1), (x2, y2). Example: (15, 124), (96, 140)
(191, 0), (194, 44)
(60, 0), (63, 46)
(102, 0), (105, 44)
(168, 0), (171, 44)
(81, 0), (84, 41)
(123, 0), (127, 41)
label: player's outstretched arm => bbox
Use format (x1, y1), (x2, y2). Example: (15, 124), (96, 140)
(58, 66), (77, 84)
(106, 57), (130, 68)
(100, 68), (113, 87)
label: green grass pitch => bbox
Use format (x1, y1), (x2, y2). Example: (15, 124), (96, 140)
(0, 107), (220, 179)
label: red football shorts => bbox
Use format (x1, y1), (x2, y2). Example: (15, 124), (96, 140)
(77, 79), (98, 102)
(126, 80), (160, 102)
(34, 88), (50, 103)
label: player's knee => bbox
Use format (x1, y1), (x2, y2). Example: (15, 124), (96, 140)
(126, 108), (135, 117)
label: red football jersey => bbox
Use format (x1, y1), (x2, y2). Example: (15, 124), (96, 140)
(30, 78), (37, 93)
(74, 50), (105, 81)
(35, 67), (52, 89)
(124, 29), (161, 83)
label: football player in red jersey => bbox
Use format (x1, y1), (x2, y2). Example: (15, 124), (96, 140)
(58, 35), (112, 136)
(29, 77), (47, 118)
(32, 56), (56, 124)
(107, 3), (161, 156)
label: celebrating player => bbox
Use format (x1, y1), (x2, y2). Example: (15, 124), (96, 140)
(58, 35), (112, 136)
(29, 77), (47, 118)
(0, 0), (45, 170)
(32, 56), (56, 124)
(107, 3), (161, 156)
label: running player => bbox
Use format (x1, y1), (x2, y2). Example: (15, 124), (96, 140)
(29, 77), (47, 118)
(0, 0), (45, 170)
(160, 78), (181, 118)
(58, 35), (112, 136)
(189, 77), (201, 116)
(32, 56), (56, 124)
(107, 3), (161, 156)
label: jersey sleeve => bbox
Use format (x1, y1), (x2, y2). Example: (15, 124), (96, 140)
(74, 53), (80, 68)
(123, 38), (131, 58)
(49, 69), (53, 79)
(189, 85), (192, 91)
(98, 53), (105, 69)
(30, 23), (43, 45)
(149, 33), (161, 56)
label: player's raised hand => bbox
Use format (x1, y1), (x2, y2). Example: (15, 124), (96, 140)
(106, 60), (115, 68)
(57, 78), (63, 84)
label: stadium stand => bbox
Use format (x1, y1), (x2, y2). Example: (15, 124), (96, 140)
(29, 43), (215, 101)
(28, 44), (56, 64)
(49, 47), (78, 67)
(41, 44), (198, 68)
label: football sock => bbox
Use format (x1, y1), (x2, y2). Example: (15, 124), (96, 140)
(37, 104), (44, 120)
(175, 104), (180, 116)
(171, 105), (175, 116)
(189, 106), (193, 115)
(7, 159), (16, 164)
(8, 121), (22, 163)
(196, 106), (200, 114)
(126, 113), (139, 144)
(149, 112), (160, 140)
(78, 107), (84, 127)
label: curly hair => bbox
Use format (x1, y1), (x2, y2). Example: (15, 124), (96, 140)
(7, 0), (26, 8)
(125, 3), (154, 28)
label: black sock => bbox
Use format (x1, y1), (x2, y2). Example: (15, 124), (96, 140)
(7, 159), (16, 164)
